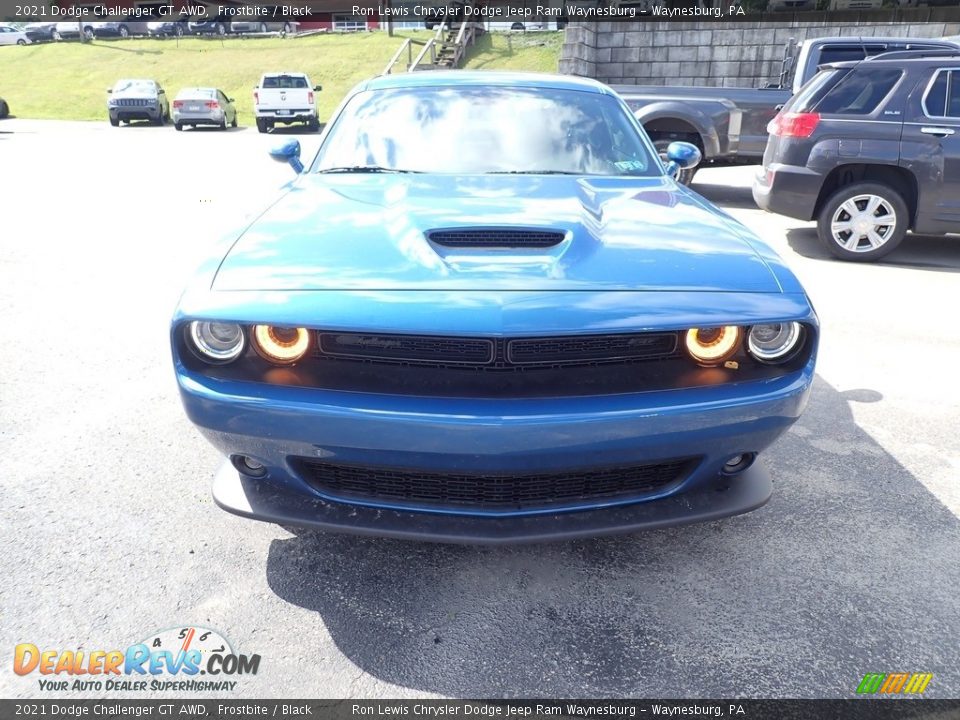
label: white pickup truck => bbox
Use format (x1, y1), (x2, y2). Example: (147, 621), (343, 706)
(253, 72), (321, 133)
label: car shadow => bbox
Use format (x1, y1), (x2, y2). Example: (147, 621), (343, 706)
(89, 41), (162, 55)
(263, 375), (960, 697)
(691, 181), (758, 210)
(787, 227), (960, 273)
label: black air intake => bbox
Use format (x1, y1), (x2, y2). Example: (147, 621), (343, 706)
(427, 229), (565, 248)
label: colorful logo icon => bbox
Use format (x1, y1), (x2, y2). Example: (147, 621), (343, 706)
(856, 673), (933, 695)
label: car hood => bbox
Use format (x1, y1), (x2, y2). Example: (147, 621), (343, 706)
(213, 174), (783, 293)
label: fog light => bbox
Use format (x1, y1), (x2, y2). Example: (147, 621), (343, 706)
(231, 455), (267, 478)
(722, 453), (756, 476)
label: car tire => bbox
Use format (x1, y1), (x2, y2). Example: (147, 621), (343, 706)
(231, 114), (238, 128)
(216, 23), (226, 36)
(17, 39), (26, 45)
(110, 116), (119, 127)
(119, 25), (129, 38)
(283, 22), (292, 33)
(308, 118), (320, 132)
(174, 122), (182, 131)
(817, 182), (908, 262)
(52, 31), (61, 41)
(654, 138), (698, 186)
(1, 99), (10, 119)
(256, 117), (268, 133)
(175, 26), (184, 37)
(258, 23), (268, 33)
(83, 27), (94, 41)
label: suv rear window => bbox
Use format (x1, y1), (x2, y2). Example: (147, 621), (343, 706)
(788, 68), (850, 113)
(814, 67), (903, 115)
(262, 76), (308, 89)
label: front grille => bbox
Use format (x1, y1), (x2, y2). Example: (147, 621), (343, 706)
(316, 332), (679, 370)
(319, 333), (493, 364)
(116, 98), (153, 107)
(295, 457), (697, 513)
(428, 229), (565, 248)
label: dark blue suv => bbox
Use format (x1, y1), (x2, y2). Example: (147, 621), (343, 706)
(754, 50), (960, 261)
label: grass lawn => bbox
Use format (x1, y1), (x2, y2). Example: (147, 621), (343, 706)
(0, 30), (563, 123)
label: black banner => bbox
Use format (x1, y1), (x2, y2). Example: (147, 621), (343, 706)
(2, 700), (960, 720)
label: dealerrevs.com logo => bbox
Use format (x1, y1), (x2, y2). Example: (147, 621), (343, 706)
(13, 626), (261, 692)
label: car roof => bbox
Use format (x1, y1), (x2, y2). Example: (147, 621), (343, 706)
(828, 55), (960, 69)
(362, 71), (613, 95)
(804, 36), (960, 46)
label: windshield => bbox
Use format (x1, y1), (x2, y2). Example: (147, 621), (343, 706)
(113, 80), (155, 94)
(313, 86), (658, 176)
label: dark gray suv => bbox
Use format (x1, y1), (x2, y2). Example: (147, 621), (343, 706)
(753, 50), (960, 261)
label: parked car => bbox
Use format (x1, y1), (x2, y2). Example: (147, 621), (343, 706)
(88, 21), (153, 38)
(173, 87), (237, 130)
(0, 24), (32, 45)
(253, 72), (321, 133)
(767, 0), (817, 9)
(0, 96), (9, 119)
(614, 36), (960, 184)
(147, 19), (193, 37)
(754, 49), (960, 261)
(55, 21), (93, 40)
(23, 23), (58, 42)
(107, 78), (170, 126)
(188, 15), (232, 36)
(231, 18), (297, 34)
(171, 71), (819, 543)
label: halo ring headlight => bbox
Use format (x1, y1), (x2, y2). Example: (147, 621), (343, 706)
(748, 322), (803, 363)
(252, 325), (310, 365)
(188, 321), (245, 364)
(685, 326), (741, 366)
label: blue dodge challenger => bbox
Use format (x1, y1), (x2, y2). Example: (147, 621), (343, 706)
(171, 71), (818, 543)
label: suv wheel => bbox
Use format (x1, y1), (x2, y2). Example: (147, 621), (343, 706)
(654, 139), (698, 186)
(216, 23), (226, 36)
(817, 182), (908, 262)
(256, 117), (268, 133)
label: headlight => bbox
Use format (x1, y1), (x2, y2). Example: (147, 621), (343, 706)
(685, 326), (741, 366)
(747, 322), (803, 363)
(252, 325), (310, 365)
(188, 321), (245, 363)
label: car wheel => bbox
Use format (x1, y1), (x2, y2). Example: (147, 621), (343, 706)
(83, 27), (94, 40)
(654, 138), (698, 186)
(216, 23), (226, 36)
(1, 99), (10, 119)
(119, 25), (129, 38)
(110, 116), (119, 127)
(510, 22), (525, 30)
(308, 117), (320, 132)
(258, 22), (268, 33)
(817, 182), (908, 262)
(256, 117), (268, 133)
(17, 39), (26, 45)
(174, 121), (182, 131)
(283, 22), (292, 33)
(52, 31), (61, 41)
(231, 114), (238, 128)
(175, 26), (184, 37)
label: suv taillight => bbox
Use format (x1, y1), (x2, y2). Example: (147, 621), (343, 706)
(308, 91), (314, 104)
(254, 91), (259, 105)
(768, 112), (821, 138)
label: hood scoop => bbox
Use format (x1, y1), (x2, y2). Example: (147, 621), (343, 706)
(427, 229), (565, 249)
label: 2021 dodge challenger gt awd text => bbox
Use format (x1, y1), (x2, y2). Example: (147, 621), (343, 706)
(171, 72), (818, 543)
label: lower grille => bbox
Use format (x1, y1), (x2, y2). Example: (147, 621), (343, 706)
(295, 457), (697, 513)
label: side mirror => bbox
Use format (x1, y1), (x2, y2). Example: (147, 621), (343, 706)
(158, 88), (165, 94)
(227, 98), (235, 103)
(106, 88), (113, 93)
(663, 141), (701, 179)
(270, 139), (304, 174)
(313, 85), (322, 91)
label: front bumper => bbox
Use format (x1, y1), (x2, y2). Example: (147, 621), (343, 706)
(110, 106), (162, 122)
(213, 459), (773, 544)
(180, 359), (814, 541)
(752, 163), (824, 221)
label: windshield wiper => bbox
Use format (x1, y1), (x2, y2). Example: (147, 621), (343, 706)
(485, 170), (581, 175)
(317, 166), (419, 174)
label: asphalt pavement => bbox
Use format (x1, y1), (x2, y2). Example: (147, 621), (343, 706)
(1, 119), (958, 699)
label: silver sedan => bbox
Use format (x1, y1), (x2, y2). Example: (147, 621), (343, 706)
(172, 88), (238, 131)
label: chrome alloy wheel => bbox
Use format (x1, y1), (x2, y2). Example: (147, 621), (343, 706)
(829, 194), (897, 253)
